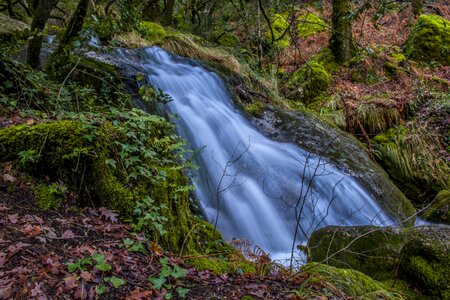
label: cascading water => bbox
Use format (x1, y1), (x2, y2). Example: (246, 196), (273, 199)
(116, 47), (394, 261)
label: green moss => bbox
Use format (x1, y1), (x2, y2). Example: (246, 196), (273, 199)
(297, 13), (327, 38)
(216, 32), (240, 47)
(405, 14), (450, 65)
(287, 48), (337, 104)
(301, 264), (403, 300)
(269, 14), (290, 49)
(423, 190), (450, 224)
(0, 14), (29, 40)
(372, 126), (449, 204)
(33, 183), (65, 209)
(391, 53), (406, 64)
(308, 226), (450, 299)
(137, 21), (167, 41)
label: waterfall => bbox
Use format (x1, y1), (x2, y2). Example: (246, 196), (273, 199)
(116, 47), (394, 261)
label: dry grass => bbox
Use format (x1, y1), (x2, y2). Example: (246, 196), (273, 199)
(113, 30), (153, 48)
(157, 34), (242, 74)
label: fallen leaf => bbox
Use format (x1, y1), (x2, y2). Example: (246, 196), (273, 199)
(7, 214), (18, 224)
(80, 271), (93, 282)
(74, 283), (88, 299)
(64, 275), (78, 291)
(22, 224), (42, 237)
(2, 174), (16, 183)
(99, 208), (118, 223)
(61, 230), (76, 239)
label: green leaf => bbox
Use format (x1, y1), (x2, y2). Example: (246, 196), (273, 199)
(67, 262), (80, 273)
(109, 276), (126, 288)
(176, 287), (191, 299)
(160, 266), (172, 278)
(171, 265), (187, 279)
(95, 262), (112, 271)
(96, 284), (107, 295)
(148, 277), (166, 290)
(159, 258), (169, 265)
(105, 159), (117, 169)
(91, 253), (106, 263)
(164, 293), (173, 299)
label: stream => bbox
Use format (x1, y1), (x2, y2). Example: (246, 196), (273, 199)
(114, 47), (394, 262)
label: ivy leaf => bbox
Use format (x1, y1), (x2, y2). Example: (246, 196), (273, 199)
(108, 276), (126, 288)
(67, 262), (80, 273)
(176, 287), (191, 299)
(159, 266), (172, 278)
(164, 293), (173, 299)
(105, 159), (117, 169)
(172, 265), (187, 279)
(148, 277), (166, 290)
(94, 262), (112, 271)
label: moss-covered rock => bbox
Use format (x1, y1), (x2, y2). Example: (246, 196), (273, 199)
(216, 32), (240, 47)
(308, 225), (450, 299)
(286, 48), (337, 104)
(296, 13), (327, 38)
(405, 14), (450, 65)
(0, 14), (29, 40)
(423, 190), (450, 224)
(137, 21), (167, 41)
(0, 119), (200, 253)
(269, 13), (290, 49)
(300, 264), (403, 300)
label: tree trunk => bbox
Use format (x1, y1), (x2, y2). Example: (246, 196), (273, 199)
(163, 0), (174, 26)
(27, 0), (59, 69)
(6, 0), (17, 18)
(143, 0), (159, 22)
(330, 0), (354, 64)
(45, 0), (89, 78)
(412, 0), (423, 16)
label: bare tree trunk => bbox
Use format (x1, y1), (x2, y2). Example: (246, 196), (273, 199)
(6, 0), (17, 17)
(143, 0), (159, 22)
(412, 0), (423, 16)
(330, 0), (354, 64)
(27, 0), (60, 69)
(163, 0), (175, 26)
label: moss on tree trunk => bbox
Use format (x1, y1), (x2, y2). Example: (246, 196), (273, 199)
(330, 0), (354, 64)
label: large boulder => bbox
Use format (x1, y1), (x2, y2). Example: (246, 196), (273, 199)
(405, 14), (450, 65)
(308, 225), (450, 299)
(0, 14), (29, 40)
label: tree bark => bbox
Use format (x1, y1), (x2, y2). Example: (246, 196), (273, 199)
(27, 0), (60, 69)
(330, 0), (354, 64)
(163, 0), (174, 26)
(45, 0), (89, 78)
(412, 0), (423, 16)
(6, 0), (17, 17)
(143, 0), (159, 22)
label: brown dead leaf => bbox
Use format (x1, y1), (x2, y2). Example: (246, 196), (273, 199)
(80, 271), (93, 282)
(2, 173), (16, 183)
(126, 289), (154, 299)
(22, 224), (42, 237)
(64, 275), (78, 291)
(7, 214), (18, 224)
(61, 230), (76, 239)
(74, 283), (88, 299)
(99, 207), (119, 223)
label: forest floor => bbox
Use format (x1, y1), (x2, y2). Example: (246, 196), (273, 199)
(0, 171), (317, 300)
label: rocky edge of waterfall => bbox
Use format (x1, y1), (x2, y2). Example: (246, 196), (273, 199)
(1, 2), (449, 299)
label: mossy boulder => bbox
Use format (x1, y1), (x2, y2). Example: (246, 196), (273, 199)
(0, 14), (29, 40)
(308, 225), (450, 299)
(0, 119), (198, 253)
(269, 13), (290, 49)
(423, 190), (450, 224)
(286, 48), (337, 104)
(216, 32), (240, 47)
(405, 14), (450, 65)
(300, 264), (403, 299)
(297, 13), (327, 38)
(137, 21), (167, 41)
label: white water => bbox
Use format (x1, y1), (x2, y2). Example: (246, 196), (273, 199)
(120, 47), (394, 261)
